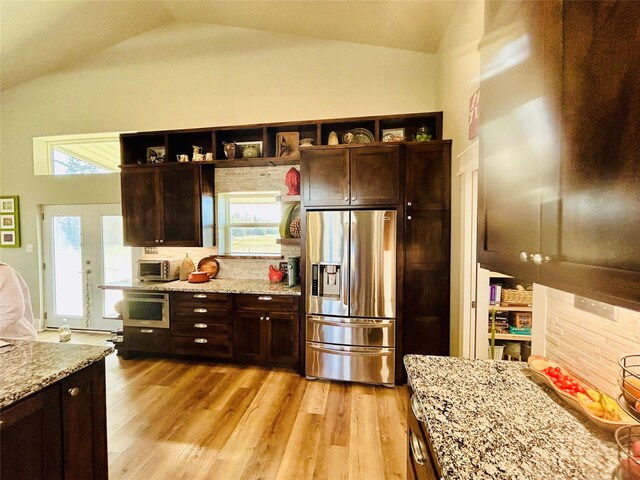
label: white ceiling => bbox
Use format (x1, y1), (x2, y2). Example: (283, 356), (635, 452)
(0, 0), (460, 91)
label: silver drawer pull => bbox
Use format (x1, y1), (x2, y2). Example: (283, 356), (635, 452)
(67, 387), (80, 397)
(140, 329), (154, 334)
(194, 308), (208, 313)
(411, 395), (425, 422)
(410, 433), (426, 466)
(193, 294), (207, 299)
(194, 323), (208, 329)
(258, 296), (272, 301)
(194, 338), (208, 344)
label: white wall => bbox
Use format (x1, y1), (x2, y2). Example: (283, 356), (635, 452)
(436, 0), (484, 356)
(0, 22), (438, 316)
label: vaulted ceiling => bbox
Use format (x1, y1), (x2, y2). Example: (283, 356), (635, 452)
(0, 0), (460, 91)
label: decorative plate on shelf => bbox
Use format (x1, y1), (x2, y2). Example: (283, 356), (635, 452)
(343, 128), (374, 144)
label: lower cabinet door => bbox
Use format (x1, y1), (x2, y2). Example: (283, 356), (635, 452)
(266, 311), (299, 366)
(0, 386), (62, 480)
(234, 311), (264, 362)
(61, 361), (108, 480)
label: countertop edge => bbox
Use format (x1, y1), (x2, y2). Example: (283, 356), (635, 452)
(0, 345), (114, 409)
(99, 280), (301, 296)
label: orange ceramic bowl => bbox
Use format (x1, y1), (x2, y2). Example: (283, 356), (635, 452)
(188, 271), (210, 283)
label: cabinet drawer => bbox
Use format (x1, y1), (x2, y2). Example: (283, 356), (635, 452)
(235, 294), (299, 312)
(171, 336), (232, 358)
(170, 292), (232, 309)
(171, 306), (232, 324)
(171, 321), (230, 338)
(408, 388), (441, 480)
(126, 327), (170, 354)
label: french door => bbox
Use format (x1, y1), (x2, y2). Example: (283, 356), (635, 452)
(43, 204), (135, 331)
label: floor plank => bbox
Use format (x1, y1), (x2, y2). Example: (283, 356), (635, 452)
(37, 330), (408, 479)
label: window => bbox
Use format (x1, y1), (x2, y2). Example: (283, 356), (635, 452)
(218, 192), (281, 254)
(33, 133), (121, 175)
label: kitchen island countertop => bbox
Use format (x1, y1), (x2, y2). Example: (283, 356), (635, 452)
(404, 354), (618, 480)
(100, 278), (301, 295)
(0, 340), (113, 409)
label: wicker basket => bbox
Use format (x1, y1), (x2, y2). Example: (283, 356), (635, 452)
(501, 287), (533, 306)
(488, 345), (505, 360)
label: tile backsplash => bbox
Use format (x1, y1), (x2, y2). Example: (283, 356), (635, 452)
(544, 287), (640, 397)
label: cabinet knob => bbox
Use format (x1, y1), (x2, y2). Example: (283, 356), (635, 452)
(194, 308), (208, 313)
(407, 201), (412, 207)
(265, 316), (270, 321)
(67, 387), (80, 397)
(194, 338), (208, 344)
(532, 253), (550, 265)
(260, 316), (265, 321)
(155, 240), (159, 244)
(407, 216), (412, 220)
(194, 323), (208, 329)
(344, 196), (349, 201)
(159, 239), (164, 244)
(519, 251), (532, 263)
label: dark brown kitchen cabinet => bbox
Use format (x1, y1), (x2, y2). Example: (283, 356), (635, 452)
(403, 142), (451, 358)
(234, 294), (299, 367)
(0, 361), (108, 480)
(170, 292), (233, 359)
(123, 326), (171, 356)
(120, 163), (215, 247)
(479, 0), (640, 310)
(301, 145), (400, 207)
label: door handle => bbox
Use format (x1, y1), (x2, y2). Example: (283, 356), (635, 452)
(410, 395), (425, 421)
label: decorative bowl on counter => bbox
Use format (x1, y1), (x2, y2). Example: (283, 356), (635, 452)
(528, 355), (638, 431)
(613, 425), (640, 480)
(197, 256), (219, 279)
(187, 271), (210, 283)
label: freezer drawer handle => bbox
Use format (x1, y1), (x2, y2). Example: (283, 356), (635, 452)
(258, 296), (272, 301)
(307, 317), (393, 327)
(194, 308), (208, 313)
(410, 433), (426, 466)
(410, 395), (425, 422)
(308, 343), (391, 356)
(194, 323), (208, 329)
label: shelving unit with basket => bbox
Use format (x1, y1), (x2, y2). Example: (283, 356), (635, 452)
(477, 268), (534, 361)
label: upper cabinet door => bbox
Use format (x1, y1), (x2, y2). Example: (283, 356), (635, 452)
(350, 146), (400, 206)
(160, 165), (201, 247)
(405, 143), (451, 211)
(541, 1), (640, 309)
(301, 148), (350, 207)
(477, 0), (558, 280)
(121, 167), (162, 246)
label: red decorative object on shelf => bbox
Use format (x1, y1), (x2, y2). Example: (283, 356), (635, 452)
(268, 264), (284, 283)
(285, 167), (300, 195)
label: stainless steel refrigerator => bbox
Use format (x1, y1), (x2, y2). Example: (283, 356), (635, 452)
(305, 210), (396, 386)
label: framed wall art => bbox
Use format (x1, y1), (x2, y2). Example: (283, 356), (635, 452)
(0, 196), (20, 248)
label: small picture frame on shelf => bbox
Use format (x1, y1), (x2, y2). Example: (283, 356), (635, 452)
(235, 141), (263, 159)
(276, 132), (300, 158)
(381, 128), (406, 142)
(146, 146), (166, 164)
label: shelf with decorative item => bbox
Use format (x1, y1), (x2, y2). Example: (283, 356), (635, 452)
(277, 194), (301, 203)
(276, 238), (301, 246)
(212, 157), (300, 168)
(491, 333), (532, 341)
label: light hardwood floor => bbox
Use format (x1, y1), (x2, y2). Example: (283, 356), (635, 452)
(38, 330), (408, 480)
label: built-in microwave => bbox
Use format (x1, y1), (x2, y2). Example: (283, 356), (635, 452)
(137, 259), (180, 282)
(123, 291), (169, 329)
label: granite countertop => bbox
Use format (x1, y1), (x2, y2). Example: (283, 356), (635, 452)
(404, 355), (618, 480)
(0, 340), (113, 409)
(100, 278), (301, 296)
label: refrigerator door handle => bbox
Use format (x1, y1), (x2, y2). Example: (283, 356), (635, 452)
(342, 212), (349, 307)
